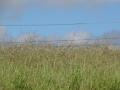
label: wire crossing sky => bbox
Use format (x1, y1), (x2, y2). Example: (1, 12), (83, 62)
(1, 21), (120, 27)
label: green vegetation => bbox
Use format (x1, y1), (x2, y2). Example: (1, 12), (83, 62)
(0, 44), (120, 90)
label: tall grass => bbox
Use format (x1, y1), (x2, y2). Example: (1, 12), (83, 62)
(0, 44), (120, 90)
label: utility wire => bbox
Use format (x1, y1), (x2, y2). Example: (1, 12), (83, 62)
(0, 23), (91, 27)
(0, 22), (120, 27)
(2, 37), (120, 43)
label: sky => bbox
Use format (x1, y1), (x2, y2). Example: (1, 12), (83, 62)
(0, 0), (120, 41)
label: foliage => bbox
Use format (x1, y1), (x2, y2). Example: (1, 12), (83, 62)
(0, 44), (120, 90)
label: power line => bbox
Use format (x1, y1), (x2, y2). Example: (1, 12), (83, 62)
(0, 23), (92, 27)
(0, 22), (120, 27)
(1, 37), (120, 43)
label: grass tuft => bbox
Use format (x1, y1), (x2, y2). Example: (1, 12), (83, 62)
(0, 44), (120, 90)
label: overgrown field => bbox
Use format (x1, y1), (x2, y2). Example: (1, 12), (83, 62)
(0, 44), (120, 90)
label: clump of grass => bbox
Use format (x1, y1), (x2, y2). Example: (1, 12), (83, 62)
(0, 44), (120, 90)
(69, 67), (82, 90)
(12, 73), (32, 90)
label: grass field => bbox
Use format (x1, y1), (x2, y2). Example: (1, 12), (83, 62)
(0, 44), (120, 90)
